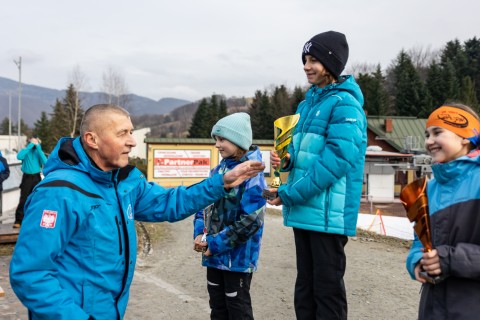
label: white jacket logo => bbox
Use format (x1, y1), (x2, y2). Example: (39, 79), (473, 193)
(127, 204), (133, 220)
(303, 42), (312, 54)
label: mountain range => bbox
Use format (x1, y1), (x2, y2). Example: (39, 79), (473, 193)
(0, 76), (191, 126)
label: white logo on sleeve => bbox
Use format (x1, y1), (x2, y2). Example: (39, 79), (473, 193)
(40, 210), (58, 228)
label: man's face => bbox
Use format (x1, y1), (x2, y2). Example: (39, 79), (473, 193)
(93, 113), (137, 171)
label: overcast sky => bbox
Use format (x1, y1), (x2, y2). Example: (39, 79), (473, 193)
(1, 0), (478, 102)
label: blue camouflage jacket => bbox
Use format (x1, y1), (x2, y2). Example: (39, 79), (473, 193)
(194, 146), (267, 272)
(278, 75), (367, 236)
(10, 137), (230, 320)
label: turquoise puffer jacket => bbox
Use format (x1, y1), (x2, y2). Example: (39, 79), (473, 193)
(10, 137), (228, 320)
(278, 75), (367, 236)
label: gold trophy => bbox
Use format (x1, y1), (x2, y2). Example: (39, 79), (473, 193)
(400, 176), (446, 284)
(262, 114), (300, 200)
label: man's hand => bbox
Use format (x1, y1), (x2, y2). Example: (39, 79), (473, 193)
(223, 160), (265, 189)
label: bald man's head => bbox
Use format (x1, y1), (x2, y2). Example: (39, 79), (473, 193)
(80, 104), (130, 136)
(80, 104), (136, 171)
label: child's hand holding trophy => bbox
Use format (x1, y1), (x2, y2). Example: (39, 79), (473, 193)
(262, 114), (300, 201)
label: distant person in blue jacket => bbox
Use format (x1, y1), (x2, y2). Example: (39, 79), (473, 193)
(0, 150), (11, 215)
(13, 135), (47, 228)
(9, 104), (265, 320)
(268, 31), (367, 319)
(193, 112), (267, 320)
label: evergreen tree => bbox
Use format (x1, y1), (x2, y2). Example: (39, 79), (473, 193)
(460, 76), (479, 110)
(358, 67), (390, 116)
(271, 85), (291, 118)
(188, 98), (210, 138)
(464, 37), (480, 102)
(33, 112), (55, 154)
(426, 61), (445, 108)
(207, 95), (220, 132)
(290, 86), (305, 114)
(250, 90), (275, 139)
(62, 84), (84, 137)
(441, 39), (469, 82)
(218, 98), (228, 120)
(390, 51), (428, 116)
(50, 99), (71, 143)
(0, 117), (13, 135)
(19, 119), (31, 138)
(441, 60), (461, 100)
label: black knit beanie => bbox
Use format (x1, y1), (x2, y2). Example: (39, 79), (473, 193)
(301, 31), (349, 79)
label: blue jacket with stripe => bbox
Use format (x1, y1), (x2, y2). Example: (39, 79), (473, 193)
(406, 150), (480, 320)
(10, 137), (229, 320)
(278, 75), (367, 236)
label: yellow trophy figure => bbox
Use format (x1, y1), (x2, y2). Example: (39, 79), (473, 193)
(401, 176), (446, 284)
(271, 114), (300, 187)
(262, 114), (300, 200)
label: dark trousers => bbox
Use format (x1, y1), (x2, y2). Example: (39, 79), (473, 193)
(207, 267), (254, 320)
(15, 173), (42, 224)
(293, 228), (348, 320)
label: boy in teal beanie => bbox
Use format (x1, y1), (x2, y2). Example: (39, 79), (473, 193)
(194, 112), (267, 319)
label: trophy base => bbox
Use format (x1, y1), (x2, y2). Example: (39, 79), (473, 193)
(262, 189), (278, 201)
(419, 271), (447, 285)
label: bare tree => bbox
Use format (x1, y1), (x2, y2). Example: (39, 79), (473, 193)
(68, 65), (89, 137)
(346, 62), (378, 78)
(407, 45), (440, 70)
(101, 66), (130, 109)
(407, 45), (441, 81)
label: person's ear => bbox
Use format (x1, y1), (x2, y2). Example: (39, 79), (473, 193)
(461, 138), (471, 146)
(84, 132), (99, 149)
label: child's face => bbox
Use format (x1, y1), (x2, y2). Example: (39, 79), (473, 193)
(214, 136), (240, 158)
(425, 126), (470, 163)
(303, 55), (329, 87)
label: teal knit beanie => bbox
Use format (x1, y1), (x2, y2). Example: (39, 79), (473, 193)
(211, 112), (252, 150)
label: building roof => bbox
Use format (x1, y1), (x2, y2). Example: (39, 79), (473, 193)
(145, 138), (274, 146)
(367, 116), (427, 153)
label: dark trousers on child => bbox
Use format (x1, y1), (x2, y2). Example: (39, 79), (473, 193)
(293, 228), (348, 320)
(207, 267), (254, 320)
(14, 173), (42, 225)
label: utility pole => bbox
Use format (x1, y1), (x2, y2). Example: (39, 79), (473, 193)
(13, 56), (22, 142)
(8, 91), (12, 151)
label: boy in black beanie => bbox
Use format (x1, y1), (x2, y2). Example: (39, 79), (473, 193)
(268, 31), (367, 320)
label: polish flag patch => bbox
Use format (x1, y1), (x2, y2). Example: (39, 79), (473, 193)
(40, 210), (58, 229)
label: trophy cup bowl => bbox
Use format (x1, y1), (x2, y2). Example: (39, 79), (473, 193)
(262, 114), (300, 200)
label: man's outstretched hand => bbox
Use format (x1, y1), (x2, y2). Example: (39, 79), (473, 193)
(223, 160), (265, 189)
